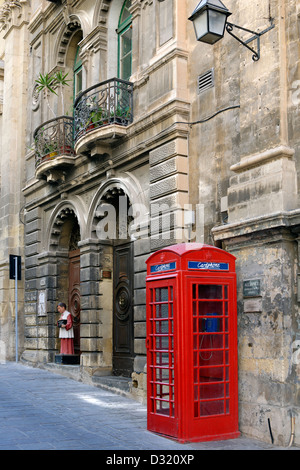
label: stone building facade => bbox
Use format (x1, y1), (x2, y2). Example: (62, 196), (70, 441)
(0, 0), (299, 447)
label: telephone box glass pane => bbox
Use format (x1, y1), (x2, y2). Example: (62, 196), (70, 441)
(192, 283), (230, 418)
(200, 400), (224, 417)
(156, 287), (169, 302)
(149, 285), (174, 417)
(198, 285), (222, 299)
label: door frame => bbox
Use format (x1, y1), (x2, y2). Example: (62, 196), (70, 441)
(112, 241), (134, 376)
(68, 249), (81, 356)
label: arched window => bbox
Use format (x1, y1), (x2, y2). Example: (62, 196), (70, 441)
(117, 0), (132, 81)
(74, 46), (82, 98)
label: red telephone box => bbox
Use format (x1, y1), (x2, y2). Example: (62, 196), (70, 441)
(145, 243), (240, 443)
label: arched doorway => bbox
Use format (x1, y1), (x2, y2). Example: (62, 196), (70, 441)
(50, 207), (81, 360)
(68, 219), (81, 356)
(94, 186), (134, 377)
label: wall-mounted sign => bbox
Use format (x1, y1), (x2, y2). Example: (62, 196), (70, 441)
(188, 261), (229, 271)
(244, 298), (262, 313)
(150, 262), (176, 274)
(102, 270), (112, 279)
(9, 255), (21, 280)
(243, 279), (261, 297)
(38, 290), (47, 316)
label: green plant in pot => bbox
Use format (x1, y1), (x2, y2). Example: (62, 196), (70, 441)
(35, 71), (71, 117)
(43, 142), (58, 160)
(91, 108), (104, 127)
(35, 71), (72, 157)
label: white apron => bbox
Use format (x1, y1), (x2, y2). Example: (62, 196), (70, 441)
(58, 311), (74, 339)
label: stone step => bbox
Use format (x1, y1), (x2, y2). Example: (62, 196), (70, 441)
(55, 354), (80, 365)
(92, 375), (132, 395)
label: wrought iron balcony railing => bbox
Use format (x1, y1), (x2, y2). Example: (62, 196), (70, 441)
(74, 78), (133, 142)
(34, 116), (75, 168)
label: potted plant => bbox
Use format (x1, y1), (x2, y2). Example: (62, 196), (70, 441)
(35, 71), (73, 160)
(43, 142), (58, 161)
(35, 71), (71, 117)
(91, 108), (104, 127)
(85, 117), (95, 132)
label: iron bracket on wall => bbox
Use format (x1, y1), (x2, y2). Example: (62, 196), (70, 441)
(226, 20), (275, 61)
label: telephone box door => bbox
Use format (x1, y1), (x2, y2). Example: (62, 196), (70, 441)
(185, 277), (239, 440)
(146, 278), (179, 437)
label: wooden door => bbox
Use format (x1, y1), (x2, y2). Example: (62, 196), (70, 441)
(69, 249), (80, 355)
(113, 243), (134, 376)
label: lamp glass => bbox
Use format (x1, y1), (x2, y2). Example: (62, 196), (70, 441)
(208, 9), (227, 37)
(192, 9), (208, 41)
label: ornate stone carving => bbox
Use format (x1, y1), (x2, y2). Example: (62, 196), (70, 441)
(31, 84), (40, 112)
(0, 0), (29, 32)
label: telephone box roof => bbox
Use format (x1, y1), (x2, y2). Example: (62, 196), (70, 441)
(146, 243), (236, 262)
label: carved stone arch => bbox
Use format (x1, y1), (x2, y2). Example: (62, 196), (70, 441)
(88, 173), (148, 241)
(55, 20), (83, 68)
(47, 203), (82, 252)
(91, 183), (132, 241)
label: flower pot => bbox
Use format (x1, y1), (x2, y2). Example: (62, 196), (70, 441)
(48, 151), (58, 159)
(42, 151), (57, 162)
(60, 145), (72, 155)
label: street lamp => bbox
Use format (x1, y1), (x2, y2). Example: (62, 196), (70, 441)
(188, 0), (275, 61)
(188, 0), (231, 45)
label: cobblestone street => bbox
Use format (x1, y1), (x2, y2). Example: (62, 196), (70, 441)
(0, 362), (297, 452)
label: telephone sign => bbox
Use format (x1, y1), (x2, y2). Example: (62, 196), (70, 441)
(188, 261), (229, 271)
(150, 262), (176, 274)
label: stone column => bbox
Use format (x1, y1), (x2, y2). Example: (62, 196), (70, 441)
(149, 137), (189, 251)
(37, 252), (60, 363)
(0, 1), (30, 359)
(79, 239), (102, 373)
(22, 245), (60, 364)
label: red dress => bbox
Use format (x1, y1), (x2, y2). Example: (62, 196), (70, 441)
(59, 312), (74, 355)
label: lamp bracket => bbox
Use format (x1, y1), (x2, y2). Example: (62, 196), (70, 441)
(226, 20), (275, 61)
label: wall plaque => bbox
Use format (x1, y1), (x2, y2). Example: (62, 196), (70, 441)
(244, 298), (262, 313)
(38, 290), (47, 316)
(243, 279), (261, 297)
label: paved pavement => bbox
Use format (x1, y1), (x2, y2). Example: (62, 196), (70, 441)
(0, 362), (297, 452)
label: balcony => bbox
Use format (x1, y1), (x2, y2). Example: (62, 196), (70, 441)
(33, 79), (133, 182)
(74, 78), (133, 155)
(34, 116), (75, 182)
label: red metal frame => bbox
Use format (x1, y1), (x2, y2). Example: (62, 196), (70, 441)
(146, 243), (240, 443)
(146, 278), (179, 437)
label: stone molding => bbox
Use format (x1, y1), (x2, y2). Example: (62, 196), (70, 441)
(230, 145), (295, 173)
(213, 208), (300, 242)
(226, 145), (298, 224)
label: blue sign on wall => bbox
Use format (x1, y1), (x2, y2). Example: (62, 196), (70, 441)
(188, 261), (229, 271)
(150, 262), (176, 274)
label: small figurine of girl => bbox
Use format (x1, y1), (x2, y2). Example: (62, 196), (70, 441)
(57, 302), (74, 355)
